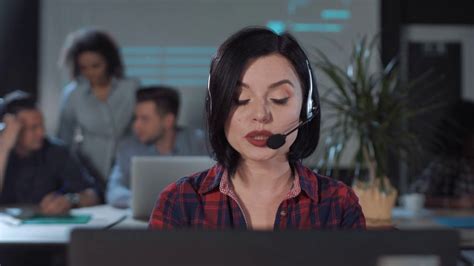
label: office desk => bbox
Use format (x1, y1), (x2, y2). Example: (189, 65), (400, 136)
(393, 207), (474, 247)
(0, 205), (129, 265)
(0, 205), (128, 244)
(113, 207), (474, 248)
(2, 205), (471, 243)
(1, 205), (473, 265)
(113, 215), (148, 228)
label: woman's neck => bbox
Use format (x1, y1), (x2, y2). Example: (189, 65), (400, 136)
(91, 78), (112, 102)
(232, 158), (293, 194)
(90, 75), (111, 88)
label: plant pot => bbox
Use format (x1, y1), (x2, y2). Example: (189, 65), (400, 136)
(352, 177), (398, 228)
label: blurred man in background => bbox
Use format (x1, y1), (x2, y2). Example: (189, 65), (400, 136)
(106, 86), (209, 208)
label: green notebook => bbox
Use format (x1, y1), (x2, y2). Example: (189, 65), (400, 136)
(22, 214), (92, 224)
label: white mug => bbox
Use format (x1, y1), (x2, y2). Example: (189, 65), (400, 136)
(400, 193), (425, 212)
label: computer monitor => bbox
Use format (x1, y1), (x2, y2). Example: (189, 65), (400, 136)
(69, 229), (459, 266)
(131, 156), (215, 220)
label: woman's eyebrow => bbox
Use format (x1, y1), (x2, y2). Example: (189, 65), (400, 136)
(237, 79), (294, 90)
(236, 81), (249, 88)
(268, 79), (294, 89)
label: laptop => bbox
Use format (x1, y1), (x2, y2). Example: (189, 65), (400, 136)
(131, 156), (215, 220)
(69, 229), (459, 266)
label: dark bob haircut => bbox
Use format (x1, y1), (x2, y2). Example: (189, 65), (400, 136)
(136, 86), (180, 118)
(206, 27), (321, 175)
(60, 28), (124, 79)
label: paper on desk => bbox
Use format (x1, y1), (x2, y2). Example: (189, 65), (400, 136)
(72, 205), (128, 227)
(0, 213), (23, 226)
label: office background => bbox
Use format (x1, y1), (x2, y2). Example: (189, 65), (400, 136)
(0, 0), (473, 191)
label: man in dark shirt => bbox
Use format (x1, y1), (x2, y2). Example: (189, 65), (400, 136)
(0, 91), (99, 214)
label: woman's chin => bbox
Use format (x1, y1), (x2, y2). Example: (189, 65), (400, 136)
(240, 150), (286, 163)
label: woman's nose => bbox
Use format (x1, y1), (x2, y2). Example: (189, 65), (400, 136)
(252, 100), (272, 123)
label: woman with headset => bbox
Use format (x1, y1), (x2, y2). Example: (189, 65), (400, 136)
(149, 27), (365, 230)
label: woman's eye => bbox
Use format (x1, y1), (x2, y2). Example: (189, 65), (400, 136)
(234, 99), (250, 106)
(271, 97), (289, 105)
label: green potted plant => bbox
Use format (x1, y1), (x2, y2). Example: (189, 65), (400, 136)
(312, 36), (442, 227)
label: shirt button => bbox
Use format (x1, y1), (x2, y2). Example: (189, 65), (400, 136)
(280, 210), (287, 216)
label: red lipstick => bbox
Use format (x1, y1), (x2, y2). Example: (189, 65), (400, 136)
(245, 130), (273, 147)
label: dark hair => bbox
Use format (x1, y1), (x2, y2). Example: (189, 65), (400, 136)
(0, 90), (36, 119)
(136, 86), (180, 118)
(206, 27), (321, 175)
(60, 28), (124, 79)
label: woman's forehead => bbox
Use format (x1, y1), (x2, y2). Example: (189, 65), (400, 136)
(243, 54), (298, 79)
(239, 54), (302, 93)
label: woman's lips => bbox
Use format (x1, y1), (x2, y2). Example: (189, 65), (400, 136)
(245, 130), (273, 147)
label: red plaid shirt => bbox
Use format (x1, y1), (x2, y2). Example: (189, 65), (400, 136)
(149, 162), (366, 230)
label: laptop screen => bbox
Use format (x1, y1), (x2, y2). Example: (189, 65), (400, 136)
(131, 156), (215, 220)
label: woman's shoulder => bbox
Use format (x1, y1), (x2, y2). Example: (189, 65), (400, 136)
(62, 80), (81, 96)
(298, 165), (355, 199)
(305, 169), (362, 218)
(116, 77), (140, 90)
(317, 173), (355, 198)
(59, 80), (86, 107)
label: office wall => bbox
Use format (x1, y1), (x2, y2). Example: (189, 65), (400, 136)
(402, 25), (474, 102)
(0, 0), (38, 98)
(39, 0), (379, 166)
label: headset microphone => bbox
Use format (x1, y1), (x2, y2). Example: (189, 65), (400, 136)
(266, 114), (315, 149)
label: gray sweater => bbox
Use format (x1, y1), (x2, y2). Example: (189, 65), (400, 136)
(57, 77), (139, 181)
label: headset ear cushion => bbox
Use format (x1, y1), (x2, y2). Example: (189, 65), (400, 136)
(306, 98), (313, 119)
(207, 73), (212, 115)
(305, 60), (314, 120)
